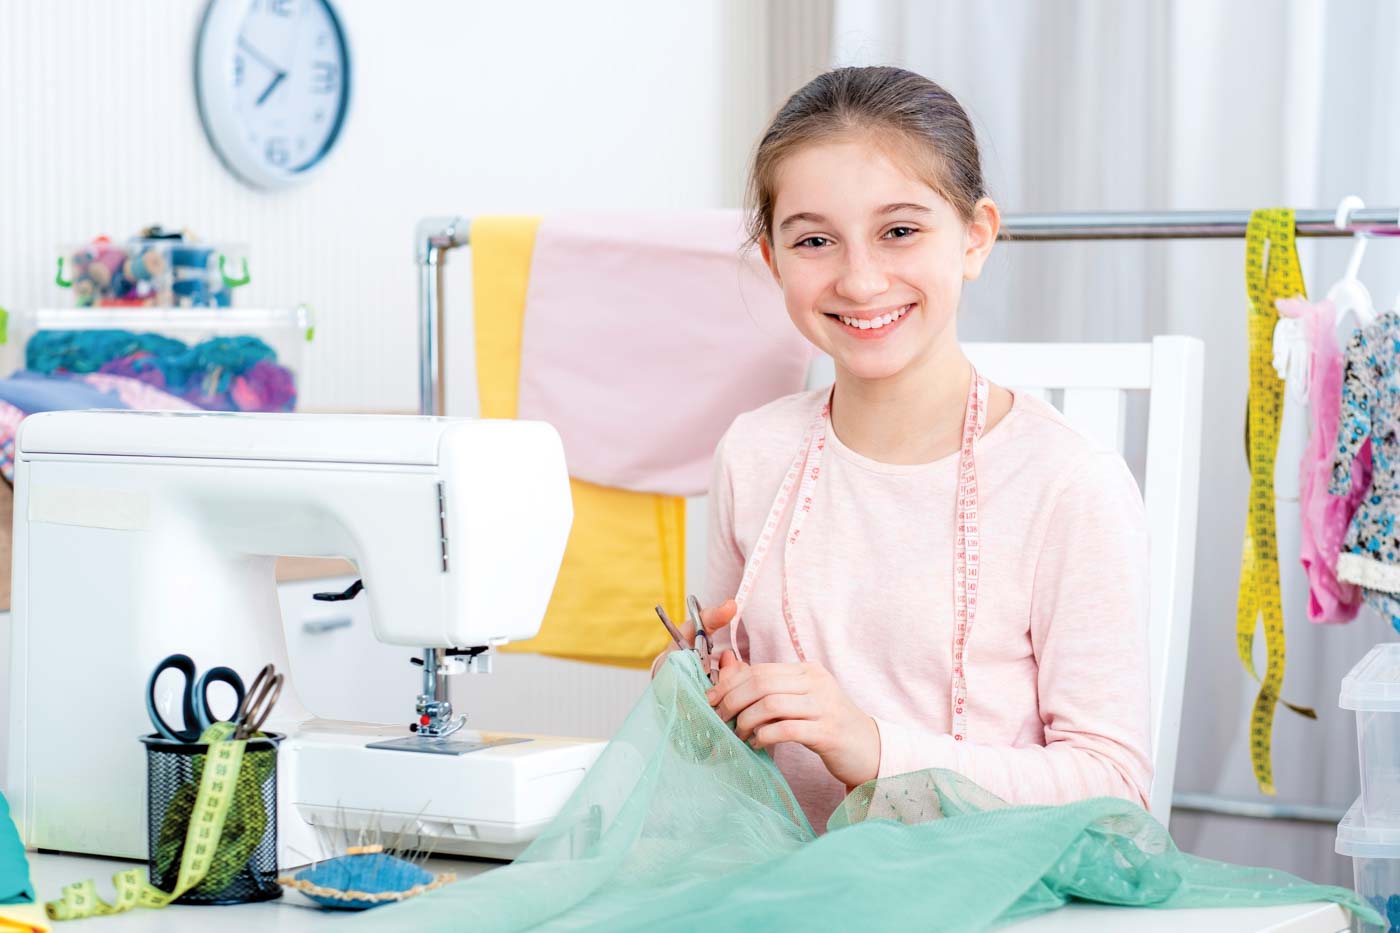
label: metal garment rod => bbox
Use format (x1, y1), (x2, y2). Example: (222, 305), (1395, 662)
(414, 207), (1400, 413)
(1004, 207), (1400, 240)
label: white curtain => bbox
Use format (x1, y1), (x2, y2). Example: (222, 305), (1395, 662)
(825, 0), (1400, 885)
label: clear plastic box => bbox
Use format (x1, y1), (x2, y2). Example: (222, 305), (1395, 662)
(1341, 645), (1400, 829)
(60, 237), (250, 308)
(3, 307), (313, 413)
(1337, 799), (1400, 931)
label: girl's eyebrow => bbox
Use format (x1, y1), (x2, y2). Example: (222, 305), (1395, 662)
(877, 202), (934, 217)
(777, 211), (826, 233)
(777, 202), (934, 233)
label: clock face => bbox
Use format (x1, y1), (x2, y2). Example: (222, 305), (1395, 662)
(197, 0), (351, 189)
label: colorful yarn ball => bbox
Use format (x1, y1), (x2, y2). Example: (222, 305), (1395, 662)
(27, 330), (185, 375)
(24, 330), (296, 413)
(231, 359), (297, 412)
(98, 351), (168, 389)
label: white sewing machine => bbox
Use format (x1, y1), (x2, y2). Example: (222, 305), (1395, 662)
(5, 410), (605, 864)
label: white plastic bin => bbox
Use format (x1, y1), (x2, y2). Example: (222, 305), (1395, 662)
(1342, 645), (1400, 829)
(2, 307), (313, 412)
(1337, 799), (1400, 932)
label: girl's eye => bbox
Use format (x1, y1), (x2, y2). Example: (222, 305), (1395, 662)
(883, 226), (918, 239)
(795, 236), (830, 249)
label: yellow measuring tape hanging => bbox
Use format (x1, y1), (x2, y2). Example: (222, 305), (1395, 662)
(45, 722), (248, 921)
(1238, 209), (1317, 797)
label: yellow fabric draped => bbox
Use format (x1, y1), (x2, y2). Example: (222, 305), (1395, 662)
(471, 217), (682, 668)
(0, 903), (47, 933)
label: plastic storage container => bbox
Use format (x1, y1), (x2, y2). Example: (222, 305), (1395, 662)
(141, 732), (284, 905)
(61, 237), (250, 308)
(4, 307), (313, 413)
(1337, 799), (1400, 932)
(1341, 644), (1400, 829)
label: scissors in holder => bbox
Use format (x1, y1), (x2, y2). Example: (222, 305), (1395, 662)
(145, 653), (248, 743)
(232, 663), (284, 740)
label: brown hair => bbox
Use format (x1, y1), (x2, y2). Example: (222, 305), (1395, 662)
(744, 66), (986, 249)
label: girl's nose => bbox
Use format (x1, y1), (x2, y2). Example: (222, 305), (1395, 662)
(834, 247), (889, 304)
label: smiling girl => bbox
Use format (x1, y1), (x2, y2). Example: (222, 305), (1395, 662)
(654, 66), (1151, 830)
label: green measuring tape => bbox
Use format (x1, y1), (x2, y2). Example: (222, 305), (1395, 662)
(45, 722), (260, 921)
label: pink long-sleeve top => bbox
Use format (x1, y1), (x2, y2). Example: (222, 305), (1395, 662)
(703, 386), (1153, 830)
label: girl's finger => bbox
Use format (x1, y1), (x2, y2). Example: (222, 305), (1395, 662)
(698, 599), (738, 634)
(709, 660), (801, 703)
(750, 719), (819, 752)
(713, 669), (810, 722)
(734, 693), (816, 742)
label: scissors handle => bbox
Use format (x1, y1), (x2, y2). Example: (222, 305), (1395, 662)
(654, 605), (689, 651)
(234, 664), (284, 740)
(145, 654), (247, 743)
(146, 654), (198, 742)
(197, 666), (246, 729)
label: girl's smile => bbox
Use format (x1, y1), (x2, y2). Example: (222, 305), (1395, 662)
(825, 302), (916, 339)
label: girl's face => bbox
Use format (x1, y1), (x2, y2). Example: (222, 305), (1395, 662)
(760, 138), (998, 383)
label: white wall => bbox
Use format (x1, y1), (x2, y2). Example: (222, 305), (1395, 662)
(0, 0), (781, 775)
(0, 0), (763, 411)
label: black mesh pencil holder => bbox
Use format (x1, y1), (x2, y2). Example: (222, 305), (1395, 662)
(140, 732), (284, 905)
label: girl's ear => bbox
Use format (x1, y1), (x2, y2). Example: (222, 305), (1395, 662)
(962, 198), (1001, 282)
(758, 236), (782, 285)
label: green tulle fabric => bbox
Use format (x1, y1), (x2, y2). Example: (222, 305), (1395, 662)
(353, 652), (1376, 931)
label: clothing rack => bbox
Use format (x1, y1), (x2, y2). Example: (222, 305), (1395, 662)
(414, 207), (1396, 825)
(1001, 207), (1400, 240)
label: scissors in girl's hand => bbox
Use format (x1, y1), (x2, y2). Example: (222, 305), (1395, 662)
(654, 597), (719, 686)
(145, 653), (248, 743)
(687, 595), (718, 686)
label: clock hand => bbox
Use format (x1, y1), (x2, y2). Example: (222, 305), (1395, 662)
(237, 36), (283, 74)
(255, 70), (287, 106)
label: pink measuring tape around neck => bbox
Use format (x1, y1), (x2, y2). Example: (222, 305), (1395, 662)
(729, 368), (990, 742)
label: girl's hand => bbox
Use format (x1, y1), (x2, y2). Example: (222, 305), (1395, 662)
(706, 653), (881, 788)
(649, 599), (737, 680)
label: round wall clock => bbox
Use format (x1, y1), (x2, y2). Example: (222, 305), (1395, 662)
(196, 0), (352, 190)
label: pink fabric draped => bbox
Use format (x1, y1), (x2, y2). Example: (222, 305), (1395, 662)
(515, 211), (813, 497)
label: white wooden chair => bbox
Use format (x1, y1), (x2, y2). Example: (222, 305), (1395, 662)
(791, 338), (1205, 823)
(971, 339), (1205, 822)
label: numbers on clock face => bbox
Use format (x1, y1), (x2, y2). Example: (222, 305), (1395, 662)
(231, 0), (347, 175)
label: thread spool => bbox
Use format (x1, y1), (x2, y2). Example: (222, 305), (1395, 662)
(87, 246), (127, 290)
(172, 279), (210, 307)
(124, 246), (167, 283)
(73, 277), (96, 307)
(169, 245), (214, 275)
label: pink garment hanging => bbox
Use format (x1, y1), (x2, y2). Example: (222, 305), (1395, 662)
(1284, 297), (1371, 623)
(515, 211), (813, 497)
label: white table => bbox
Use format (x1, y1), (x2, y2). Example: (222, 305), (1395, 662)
(22, 853), (1353, 932)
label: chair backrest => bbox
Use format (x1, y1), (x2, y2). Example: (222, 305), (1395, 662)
(958, 338), (1206, 822)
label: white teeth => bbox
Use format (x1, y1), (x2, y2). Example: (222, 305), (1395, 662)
(838, 304), (910, 331)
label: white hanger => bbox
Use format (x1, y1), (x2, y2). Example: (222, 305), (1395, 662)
(1329, 195), (1378, 340)
(1272, 299), (1310, 403)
